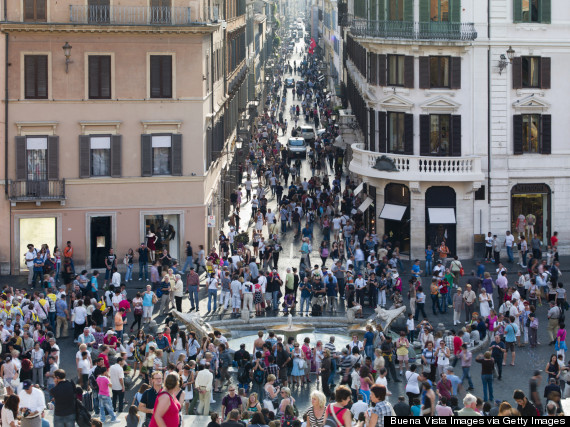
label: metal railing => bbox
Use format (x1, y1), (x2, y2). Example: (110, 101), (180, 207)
(346, 15), (477, 41)
(9, 180), (66, 201)
(69, 5), (194, 26)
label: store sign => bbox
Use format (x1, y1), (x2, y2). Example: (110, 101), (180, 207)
(511, 183), (550, 195)
(207, 216), (216, 228)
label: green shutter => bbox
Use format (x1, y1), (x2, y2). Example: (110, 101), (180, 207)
(419, 0), (430, 22)
(378, 0), (385, 21)
(404, 0), (414, 22)
(451, 0), (461, 22)
(371, 0), (377, 20)
(540, 0), (551, 23)
(513, 0), (522, 23)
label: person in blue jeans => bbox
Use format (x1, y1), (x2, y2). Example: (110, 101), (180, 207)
(476, 351), (495, 403)
(96, 367), (120, 423)
(137, 243), (150, 281)
(299, 278), (312, 314)
(459, 344), (475, 391)
(206, 275), (218, 312)
(425, 245), (434, 277)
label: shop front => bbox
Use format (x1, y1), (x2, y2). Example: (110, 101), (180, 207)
(511, 183), (551, 242)
(379, 183), (410, 253)
(142, 212), (181, 263)
(425, 186), (457, 257)
(17, 216), (59, 271)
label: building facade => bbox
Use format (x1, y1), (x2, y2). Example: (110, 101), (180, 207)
(342, 0), (567, 259)
(0, 0), (255, 274)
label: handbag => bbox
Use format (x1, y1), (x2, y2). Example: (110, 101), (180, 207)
(459, 267), (465, 277)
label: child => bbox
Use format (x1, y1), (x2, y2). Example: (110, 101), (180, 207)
(125, 405), (139, 427)
(407, 313), (415, 343)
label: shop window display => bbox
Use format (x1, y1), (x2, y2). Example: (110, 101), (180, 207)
(144, 214), (179, 263)
(511, 184), (550, 243)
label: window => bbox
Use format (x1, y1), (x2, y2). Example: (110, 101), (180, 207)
(88, 55), (111, 99)
(150, 0), (171, 24)
(24, 0), (46, 22)
(514, 0), (551, 23)
(430, 0), (449, 21)
(26, 137), (47, 181)
(389, 0), (405, 20)
(429, 114), (451, 155)
(388, 55), (405, 86)
(90, 137), (111, 176)
(388, 113), (406, 153)
(522, 56), (540, 88)
(429, 56), (450, 88)
(88, 0), (110, 23)
(150, 55), (172, 99)
(522, 114), (541, 153)
(152, 135), (172, 175)
(24, 55), (48, 99)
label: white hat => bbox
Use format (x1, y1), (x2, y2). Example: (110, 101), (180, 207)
(106, 330), (116, 335)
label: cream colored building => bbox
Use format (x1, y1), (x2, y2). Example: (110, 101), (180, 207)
(0, 0), (251, 274)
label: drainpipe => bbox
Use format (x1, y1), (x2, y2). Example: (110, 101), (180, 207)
(4, 33), (8, 195)
(487, 0), (491, 204)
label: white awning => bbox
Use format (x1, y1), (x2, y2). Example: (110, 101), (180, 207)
(357, 197), (374, 212)
(379, 204), (407, 221)
(428, 208), (456, 224)
(353, 182), (364, 196)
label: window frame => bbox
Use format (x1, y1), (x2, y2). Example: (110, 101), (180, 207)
(522, 114), (541, 154)
(388, 0), (405, 21)
(89, 135), (112, 177)
(23, 0), (47, 22)
(87, 54), (113, 100)
(387, 112), (406, 154)
(430, 0), (450, 22)
(429, 56), (450, 89)
(151, 134), (172, 176)
(522, 0), (540, 23)
(387, 54), (405, 87)
(23, 54), (49, 100)
(521, 56), (541, 89)
(148, 53), (175, 99)
(429, 114), (451, 156)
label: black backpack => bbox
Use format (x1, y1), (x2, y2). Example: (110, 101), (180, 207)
(88, 374), (99, 392)
(253, 368), (265, 384)
(238, 367), (250, 385)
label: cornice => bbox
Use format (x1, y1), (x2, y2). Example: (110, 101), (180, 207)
(0, 22), (218, 35)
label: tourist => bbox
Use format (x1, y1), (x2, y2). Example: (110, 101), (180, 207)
(304, 390), (326, 427)
(322, 386), (351, 427)
(475, 351), (495, 403)
(148, 372), (181, 427)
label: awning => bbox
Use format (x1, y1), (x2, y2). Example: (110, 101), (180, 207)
(379, 204), (407, 221)
(357, 197), (374, 212)
(353, 182), (364, 196)
(428, 208), (456, 224)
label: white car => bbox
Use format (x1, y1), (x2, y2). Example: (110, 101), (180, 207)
(287, 137), (307, 157)
(300, 125), (315, 141)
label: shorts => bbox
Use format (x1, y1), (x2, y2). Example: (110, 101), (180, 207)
(143, 306), (153, 318)
(397, 354), (409, 362)
(265, 292), (272, 301)
(279, 367), (288, 383)
(232, 296), (242, 309)
(505, 341), (515, 351)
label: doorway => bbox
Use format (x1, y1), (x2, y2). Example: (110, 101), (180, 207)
(382, 183), (410, 253)
(91, 216), (111, 268)
(18, 217), (56, 270)
(425, 186), (456, 256)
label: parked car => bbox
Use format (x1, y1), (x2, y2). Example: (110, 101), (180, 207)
(287, 137), (307, 157)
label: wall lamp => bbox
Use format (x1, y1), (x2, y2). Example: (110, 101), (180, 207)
(498, 46), (515, 75)
(62, 42), (73, 73)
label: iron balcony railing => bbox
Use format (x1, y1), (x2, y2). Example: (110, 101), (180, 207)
(347, 16), (477, 41)
(69, 5), (194, 26)
(9, 180), (66, 202)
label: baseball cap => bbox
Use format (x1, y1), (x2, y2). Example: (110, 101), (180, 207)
(23, 380), (33, 390)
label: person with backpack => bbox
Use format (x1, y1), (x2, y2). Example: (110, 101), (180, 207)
(251, 354), (266, 399)
(322, 386), (352, 427)
(49, 369), (77, 426)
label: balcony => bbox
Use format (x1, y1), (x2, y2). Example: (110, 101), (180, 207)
(69, 5), (194, 26)
(9, 180), (66, 205)
(346, 16), (477, 41)
(350, 144), (484, 182)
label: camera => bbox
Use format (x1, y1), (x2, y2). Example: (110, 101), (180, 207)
(22, 408), (31, 418)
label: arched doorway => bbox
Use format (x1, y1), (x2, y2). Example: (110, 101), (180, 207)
(380, 183), (410, 253)
(425, 186), (456, 256)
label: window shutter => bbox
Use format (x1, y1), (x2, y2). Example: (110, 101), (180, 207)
(540, 57), (551, 89)
(540, 0), (551, 24)
(450, 57), (461, 89)
(404, 0), (414, 22)
(512, 57), (522, 89)
(111, 135), (122, 178)
(88, 57), (99, 99)
(36, 56), (48, 99)
(24, 0), (34, 20)
(451, 0), (461, 22)
(378, 0), (386, 21)
(541, 114), (551, 154)
(419, 57), (430, 89)
(79, 135), (91, 178)
(378, 111), (387, 153)
(420, 115), (430, 155)
(513, 115), (523, 155)
(450, 115), (462, 156)
(141, 134), (152, 176)
(368, 53), (378, 85)
(47, 136), (59, 180)
(37, 0), (47, 20)
(513, 0), (522, 22)
(15, 136), (27, 180)
(171, 134), (182, 176)
(404, 114), (414, 155)
(369, 109), (376, 152)
(404, 56), (414, 88)
(100, 56), (111, 99)
(161, 56), (173, 98)
(24, 56), (36, 99)
(419, 0), (430, 22)
(378, 54), (386, 86)
(150, 56), (161, 98)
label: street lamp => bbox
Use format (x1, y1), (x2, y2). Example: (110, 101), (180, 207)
(498, 46), (515, 75)
(62, 42), (72, 73)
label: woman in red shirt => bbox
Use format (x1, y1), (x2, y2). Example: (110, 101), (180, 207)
(149, 372), (182, 427)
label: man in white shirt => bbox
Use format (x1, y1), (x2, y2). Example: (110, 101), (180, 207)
(111, 268), (121, 288)
(504, 231), (515, 263)
(242, 280), (254, 313)
(109, 358), (126, 413)
(194, 364), (214, 415)
(230, 277), (243, 316)
(485, 232), (494, 262)
(18, 380), (45, 421)
(24, 245), (37, 286)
